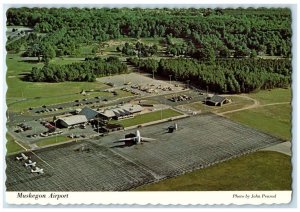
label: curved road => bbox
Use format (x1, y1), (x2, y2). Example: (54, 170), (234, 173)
(218, 94), (290, 115)
(217, 94), (291, 156)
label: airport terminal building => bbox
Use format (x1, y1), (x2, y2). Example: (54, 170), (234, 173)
(55, 104), (143, 128)
(98, 104), (143, 120)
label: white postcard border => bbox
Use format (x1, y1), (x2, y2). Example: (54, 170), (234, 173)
(2, 0), (299, 208)
(6, 191), (292, 205)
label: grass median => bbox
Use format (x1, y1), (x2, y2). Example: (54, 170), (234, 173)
(36, 136), (71, 147)
(110, 109), (182, 128)
(6, 133), (26, 154)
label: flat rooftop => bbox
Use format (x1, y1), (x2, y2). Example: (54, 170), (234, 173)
(6, 114), (283, 191)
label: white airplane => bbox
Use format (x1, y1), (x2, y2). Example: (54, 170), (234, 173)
(16, 153), (29, 161)
(31, 167), (44, 174)
(25, 160), (36, 168)
(117, 130), (155, 145)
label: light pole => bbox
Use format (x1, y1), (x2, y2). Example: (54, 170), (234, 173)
(205, 85), (209, 105)
(54, 121), (57, 143)
(161, 104), (163, 120)
(98, 119), (100, 134)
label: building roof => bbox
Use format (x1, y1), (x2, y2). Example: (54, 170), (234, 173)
(79, 107), (100, 120)
(99, 104), (143, 119)
(101, 110), (116, 118)
(207, 95), (227, 104)
(58, 115), (88, 126)
(121, 104), (143, 113)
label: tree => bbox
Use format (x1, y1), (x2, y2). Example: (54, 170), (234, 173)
(219, 47), (231, 58)
(42, 43), (56, 62)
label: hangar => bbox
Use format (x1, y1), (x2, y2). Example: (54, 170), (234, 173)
(206, 95), (229, 106)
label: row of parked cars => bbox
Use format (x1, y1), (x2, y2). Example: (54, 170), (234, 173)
(15, 123), (32, 133)
(34, 106), (64, 114)
(169, 94), (192, 102)
(40, 130), (63, 137)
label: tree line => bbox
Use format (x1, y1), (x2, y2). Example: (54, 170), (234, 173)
(29, 57), (128, 82)
(7, 7), (291, 58)
(117, 41), (158, 57)
(127, 57), (291, 93)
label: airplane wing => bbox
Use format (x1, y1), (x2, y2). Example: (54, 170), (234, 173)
(117, 138), (135, 142)
(141, 137), (156, 142)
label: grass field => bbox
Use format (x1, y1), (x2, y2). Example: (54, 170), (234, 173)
(6, 53), (109, 112)
(180, 101), (213, 113)
(226, 104), (291, 140)
(224, 88), (292, 140)
(49, 57), (85, 65)
(110, 109), (182, 128)
(135, 151), (291, 191)
(181, 96), (253, 114)
(8, 90), (116, 112)
(6, 133), (25, 154)
(170, 37), (186, 45)
(36, 136), (71, 147)
(213, 96), (254, 113)
(248, 88), (291, 104)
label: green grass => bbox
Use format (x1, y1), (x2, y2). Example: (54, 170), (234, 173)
(9, 90), (113, 112)
(226, 104), (291, 140)
(112, 89), (134, 98)
(248, 88), (291, 104)
(6, 53), (109, 112)
(36, 136), (71, 147)
(135, 151), (291, 191)
(49, 57), (85, 65)
(213, 96), (254, 113)
(181, 101), (213, 113)
(6, 133), (25, 154)
(139, 37), (163, 45)
(76, 44), (97, 57)
(171, 37), (186, 45)
(110, 109), (182, 128)
(181, 96), (253, 114)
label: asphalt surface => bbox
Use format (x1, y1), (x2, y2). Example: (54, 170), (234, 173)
(6, 114), (283, 191)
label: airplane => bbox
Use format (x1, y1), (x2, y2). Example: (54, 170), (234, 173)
(25, 160), (36, 168)
(116, 130), (155, 145)
(16, 153), (29, 161)
(31, 167), (44, 174)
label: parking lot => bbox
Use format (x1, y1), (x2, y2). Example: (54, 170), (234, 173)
(28, 91), (134, 115)
(97, 72), (185, 97)
(8, 119), (99, 145)
(6, 114), (283, 191)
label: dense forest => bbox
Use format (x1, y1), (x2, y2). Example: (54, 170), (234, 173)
(128, 57), (291, 93)
(7, 7), (291, 58)
(6, 7), (292, 93)
(29, 57), (128, 82)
